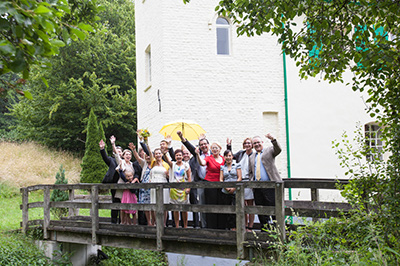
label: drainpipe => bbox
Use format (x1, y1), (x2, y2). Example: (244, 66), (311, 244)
(283, 51), (293, 224)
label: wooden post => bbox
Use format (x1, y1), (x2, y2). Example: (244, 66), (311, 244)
(235, 183), (245, 259)
(43, 186), (50, 239)
(91, 185), (99, 245)
(21, 188), (29, 234)
(275, 181), (286, 242)
(155, 185), (164, 251)
(311, 188), (319, 202)
(68, 189), (78, 217)
(311, 188), (319, 222)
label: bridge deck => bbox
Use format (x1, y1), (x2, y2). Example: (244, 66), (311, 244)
(21, 179), (351, 260)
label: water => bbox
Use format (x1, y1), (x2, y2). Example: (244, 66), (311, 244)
(167, 253), (249, 266)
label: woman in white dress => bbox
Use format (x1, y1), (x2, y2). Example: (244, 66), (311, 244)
(149, 148), (169, 226)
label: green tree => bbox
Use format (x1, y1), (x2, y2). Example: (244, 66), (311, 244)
(0, 0), (100, 96)
(50, 165), (69, 219)
(10, 0), (136, 152)
(80, 109), (107, 183)
(201, 0), (400, 248)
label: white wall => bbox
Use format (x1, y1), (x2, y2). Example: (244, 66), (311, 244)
(135, 0), (288, 177)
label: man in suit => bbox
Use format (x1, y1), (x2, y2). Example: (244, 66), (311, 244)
(248, 134), (282, 227)
(100, 139), (123, 224)
(177, 131), (210, 228)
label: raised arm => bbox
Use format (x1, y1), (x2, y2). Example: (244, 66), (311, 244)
(129, 142), (144, 165)
(162, 150), (173, 168)
(178, 131), (196, 156)
(195, 147), (206, 166)
(110, 135), (121, 164)
(99, 139), (111, 165)
(266, 133), (281, 157)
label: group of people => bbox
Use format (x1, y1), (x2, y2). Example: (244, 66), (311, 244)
(100, 130), (282, 230)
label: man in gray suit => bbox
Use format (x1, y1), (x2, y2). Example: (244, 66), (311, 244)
(248, 134), (282, 227)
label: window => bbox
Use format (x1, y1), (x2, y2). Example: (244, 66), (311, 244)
(145, 45), (151, 86)
(216, 17), (230, 55)
(365, 123), (383, 160)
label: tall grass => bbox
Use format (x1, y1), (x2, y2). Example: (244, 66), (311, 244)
(0, 141), (82, 187)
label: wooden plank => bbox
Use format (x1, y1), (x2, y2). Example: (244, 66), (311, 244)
(27, 202), (44, 209)
(155, 185), (164, 251)
(91, 185), (99, 245)
(68, 189), (79, 216)
(285, 201), (352, 211)
(275, 181), (286, 241)
(245, 205), (276, 215)
(43, 187), (50, 239)
(21, 188), (29, 234)
(235, 184), (245, 259)
(51, 201), (91, 209)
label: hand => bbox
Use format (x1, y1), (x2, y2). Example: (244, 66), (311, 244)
(99, 139), (105, 149)
(129, 142), (136, 151)
(226, 138), (232, 145)
(227, 188), (235, 194)
(199, 133), (206, 140)
(185, 188), (190, 194)
(133, 178), (139, 183)
(110, 135), (116, 145)
(195, 147), (200, 154)
(165, 135), (172, 147)
(136, 130), (143, 141)
(266, 133), (274, 141)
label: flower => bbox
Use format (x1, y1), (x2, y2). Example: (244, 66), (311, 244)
(138, 128), (151, 138)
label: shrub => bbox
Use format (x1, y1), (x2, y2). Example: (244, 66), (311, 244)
(99, 247), (168, 266)
(80, 109), (107, 183)
(0, 232), (48, 265)
(50, 165), (69, 219)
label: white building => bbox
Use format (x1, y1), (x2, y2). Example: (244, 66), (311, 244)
(134, 0), (377, 200)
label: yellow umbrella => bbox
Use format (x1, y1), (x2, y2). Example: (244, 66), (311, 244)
(159, 121), (206, 141)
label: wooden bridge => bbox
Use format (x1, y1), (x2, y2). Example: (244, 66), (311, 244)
(21, 179), (352, 261)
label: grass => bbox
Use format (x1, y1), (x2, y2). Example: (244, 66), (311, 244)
(0, 141), (82, 187)
(0, 142), (108, 231)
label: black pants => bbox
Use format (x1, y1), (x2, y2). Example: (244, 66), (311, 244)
(219, 192), (235, 229)
(189, 188), (199, 228)
(254, 188), (275, 227)
(204, 187), (225, 229)
(111, 189), (120, 224)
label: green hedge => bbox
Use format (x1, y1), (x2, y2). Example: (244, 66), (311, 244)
(0, 232), (48, 265)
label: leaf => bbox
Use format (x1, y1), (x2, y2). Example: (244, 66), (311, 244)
(70, 28), (86, 40)
(41, 77), (49, 88)
(78, 23), (94, 32)
(34, 5), (52, 14)
(24, 91), (33, 100)
(50, 39), (65, 47)
(0, 41), (15, 55)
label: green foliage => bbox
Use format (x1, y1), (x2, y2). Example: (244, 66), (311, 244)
(0, 0), (99, 96)
(50, 165), (69, 219)
(205, 0), (400, 259)
(260, 215), (399, 265)
(99, 246), (168, 266)
(0, 232), (49, 265)
(0, 180), (18, 198)
(333, 126), (399, 251)
(10, 0), (137, 152)
(80, 109), (107, 183)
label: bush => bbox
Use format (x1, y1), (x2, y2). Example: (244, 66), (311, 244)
(80, 109), (107, 183)
(50, 165), (69, 219)
(0, 232), (49, 265)
(99, 247), (168, 266)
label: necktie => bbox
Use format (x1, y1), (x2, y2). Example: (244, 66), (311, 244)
(256, 152), (261, 181)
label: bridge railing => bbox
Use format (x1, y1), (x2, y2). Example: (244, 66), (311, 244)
(20, 179), (350, 259)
